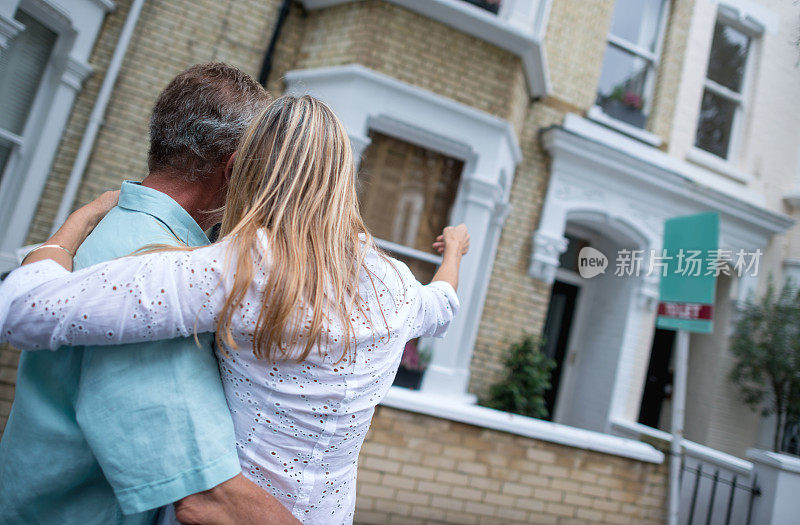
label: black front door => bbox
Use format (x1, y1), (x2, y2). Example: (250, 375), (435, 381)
(541, 281), (580, 421)
(638, 328), (676, 428)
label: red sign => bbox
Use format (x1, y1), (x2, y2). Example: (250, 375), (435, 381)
(657, 302), (714, 321)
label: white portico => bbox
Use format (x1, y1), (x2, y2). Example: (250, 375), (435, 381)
(531, 114), (793, 434)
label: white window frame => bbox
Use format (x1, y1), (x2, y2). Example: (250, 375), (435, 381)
(362, 116), (473, 275)
(692, 10), (758, 164)
(595, 0), (670, 131)
(0, 0), (112, 272)
(286, 65), (521, 401)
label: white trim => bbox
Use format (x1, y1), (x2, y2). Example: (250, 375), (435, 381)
(61, 57), (94, 91)
(785, 192), (800, 209)
(704, 77), (744, 104)
(612, 419), (753, 475)
(0, 129), (24, 147)
(606, 33), (659, 64)
(747, 448), (800, 474)
(686, 146), (751, 183)
(587, 105), (663, 147)
(87, 0), (116, 12)
(0, 0), (112, 272)
(596, 0), (670, 130)
(299, 0), (550, 97)
(554, 114), (792, 236)
(0, 13), (25, 49)
(382, 387), (665, 463)
(693, 12), (757, 163)
(285, 64), (521, 397)
(716, 0), (778, 35)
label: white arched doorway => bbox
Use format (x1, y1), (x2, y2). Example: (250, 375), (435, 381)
(533, 114), (792, 436)
(541, 212), (655, 431)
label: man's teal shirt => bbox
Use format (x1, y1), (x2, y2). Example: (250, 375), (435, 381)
(0, 182), (241, 523)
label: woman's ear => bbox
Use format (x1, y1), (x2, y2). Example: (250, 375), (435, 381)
(224, 152), (237, 182)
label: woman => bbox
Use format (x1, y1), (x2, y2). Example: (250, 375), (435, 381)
(0, 95), (469, 523)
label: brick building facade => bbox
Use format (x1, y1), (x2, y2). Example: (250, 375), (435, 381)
(1, 0), (799, 523)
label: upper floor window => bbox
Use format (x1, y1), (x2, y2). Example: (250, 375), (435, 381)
(0, 9), (57, 182)
(596, 0), (668, 129)
(358, 131), (463, 283)
(694, 21), (752, 160)
(460, 0), (502, 15)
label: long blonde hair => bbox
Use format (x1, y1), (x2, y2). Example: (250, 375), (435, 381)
(215, 95), (375, 361)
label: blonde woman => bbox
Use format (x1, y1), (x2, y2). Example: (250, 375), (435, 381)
(0, 95), (468, 523)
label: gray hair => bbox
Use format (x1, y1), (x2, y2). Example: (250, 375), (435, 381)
(148, 63), (271, 180)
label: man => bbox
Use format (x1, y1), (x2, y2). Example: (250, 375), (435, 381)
(0, 63), (297, 524)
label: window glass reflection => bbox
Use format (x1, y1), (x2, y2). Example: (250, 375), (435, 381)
(596, 45), (651, 128)
(695, 89), (737, 159)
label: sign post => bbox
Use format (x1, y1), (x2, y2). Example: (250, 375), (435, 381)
(656, 212), (719, 525)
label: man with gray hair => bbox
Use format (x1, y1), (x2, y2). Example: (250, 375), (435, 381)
(0, 63), (297, 524)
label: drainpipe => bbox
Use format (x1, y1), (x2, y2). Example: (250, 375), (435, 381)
(258, 0), (292, 86)
(50, 0), (147, 234)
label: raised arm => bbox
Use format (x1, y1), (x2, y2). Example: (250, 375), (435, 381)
(0, 242), (234, 351)
(398, 224), (469, 340)
(431, 224), (470, 291)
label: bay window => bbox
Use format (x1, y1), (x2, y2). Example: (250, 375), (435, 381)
(596, 0), (668, 129)
(358, 131), (463, 283)
(286, 65), (521, 399)
(0, 9), (57, 181)
(0, 0), (110, 272)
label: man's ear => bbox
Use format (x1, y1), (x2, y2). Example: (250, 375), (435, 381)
(224, 152), (237, 182)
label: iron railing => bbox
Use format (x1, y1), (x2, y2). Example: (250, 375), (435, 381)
(681, 461), (760, 525)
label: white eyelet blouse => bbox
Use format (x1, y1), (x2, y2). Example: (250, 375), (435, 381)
(0, 237), (459, 524)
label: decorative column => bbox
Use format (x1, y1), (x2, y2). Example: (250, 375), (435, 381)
(529, 230), (568, 284)
(420, 176), (510, 400)
(0, 56), (93, 255)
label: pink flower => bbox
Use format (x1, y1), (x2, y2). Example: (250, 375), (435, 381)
(622, 90), (643, 110)
(400, 340), (425, 371)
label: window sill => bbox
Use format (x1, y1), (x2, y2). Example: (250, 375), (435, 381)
(686, 147), (751, 184)
(381, 386), (664, 463)
(783, 190), (800, 210)
(586, 106), (663, 147)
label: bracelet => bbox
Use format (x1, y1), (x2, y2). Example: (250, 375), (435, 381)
(27, 244), (75, 259)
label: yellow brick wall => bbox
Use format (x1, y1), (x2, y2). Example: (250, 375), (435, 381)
(268, 1), (526, 122)
(26, 0), (283, 244)
(649, 0), (696, 146)
(544, 0), (615, 111)
(354, 407), (667, 524)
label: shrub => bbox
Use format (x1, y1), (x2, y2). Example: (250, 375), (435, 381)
(484, 335), (555, 419)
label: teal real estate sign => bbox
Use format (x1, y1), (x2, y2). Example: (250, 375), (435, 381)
(656, 212), (719, 334)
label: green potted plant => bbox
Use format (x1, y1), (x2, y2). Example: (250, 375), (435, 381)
(483, 335), (556, 419)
